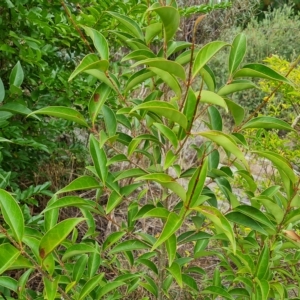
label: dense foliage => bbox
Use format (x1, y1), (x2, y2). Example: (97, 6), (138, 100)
(0, 1), (300, 299)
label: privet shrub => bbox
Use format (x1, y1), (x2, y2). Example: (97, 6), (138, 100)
(0, 1), (300, 299)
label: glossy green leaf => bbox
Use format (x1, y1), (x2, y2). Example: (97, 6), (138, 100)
(43, 277), (58, 300)
(182, 274), (198, 291)
(9, 254), (33, 270)
(0, 276), (18, 292)
(122, 49), (156, 62)
(0, 244), (20, 274)
(56, 176), (101, 194)
(135, 173), (186, 200)
(96, 281), (125, 299)
(167, 262), (182, 288)
(89, 134), (108, 183)
(29, 106), (88, 127)
(0, 189), (24, 244)
(130, 101), (187, 129)
(218, 79), (257, 96)
(9, 61), (24, 87)
(103, 232), (126, 251)
(107, 154), (128, 166)
(78, 273), (104, 300)
(208, 106), (222, 131)
(82, 26), (109, 60)
(164, 41), (192, 58)
(17, 268), (34, 298)
(102, 104), (117, 137)
(234, 63), (291, 84)
(0, 103), (34, 117)
(84, 69), (119, 92)
(109, 239), (150, 254)
(125, 69), (155, 93)
(229, 33), (247, 75)
(271, 282), (285, 299)
(114, 168), (146, 181)
(192, 206), (236, 254)
(39, 218), (85, 259)
(202, 286), (234, 300)
(62, 244), (98, 261)
(149, 4), (180, 42)
(73, 254), (88, 283)
(42, 196), (95, 213)
(0, 78), (4, 102)
(151, 213), (183, 251)
(255, 244), (270, 279)
(132, 58), (186, 80)
(106, 191), (123, 214)
(145, 22), (163, 44)
(193, 41), (228, 78)
(228, 288), (250, 297)
(89, 83), (112, 127)
(164, 149), (177, 169)
(235, 205), (276, 233)
(166, 234), (177, 267)
(200, 65), (216, 92)
(284, 208), (300, 225)
(224, 99), (245, 126)
(153, 122), (178, 148)
(235, 170), (257, 192)
(148, 67), (182, 98)
(87, 243), (101, 278)
(255, 278), (270, 300)
(68, 54), (101, 81)
(126, 38), (149, 50)
(253, 151), (297, 183)
(198, 90), (228, 112)
(254, 196), (284, 224)
(137, 259), (158, 275)
(291, 193), (300, 208)
(106, 11), (143, 40)
(178, 87), (197, 140)
(139, 207), (170, 220)
(186, 159), (208, 208)
(242, 116), (294, 131)
(198, 131), (248, 168)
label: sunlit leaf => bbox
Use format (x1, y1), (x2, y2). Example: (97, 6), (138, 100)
(28, 106), (88, 127)
(132, 58), (186, 80)
(82, 26), (109, 60)
(148, 4), (180, 42)
(198, 131), (248, 168)
(0, 189), (24, 244)
(39, 218), (85, 259)
(56, 176), (101, 194)
(130, 101), (187, 128)
(106, 11), (143, 40)
(192, 206), (236, 254)
(229, 33), (247, 75)
(89, 83), (112, 127)
(242, 116), (294, 131)
(0, 244), (20, 274)
(151, 213), (183, 250)
(193, 41), (228, 78)
(234, 63), (291, 84)
(218, 80), (257, 96)
(78, 273), (105, 300)
(9, 61), (24, 87)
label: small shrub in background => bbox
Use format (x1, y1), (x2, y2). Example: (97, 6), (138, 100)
(208, 3), (300, 113)
(247, 55), (300, 170)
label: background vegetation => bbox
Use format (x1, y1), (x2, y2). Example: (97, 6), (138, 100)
(0, 0), (299, 299)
